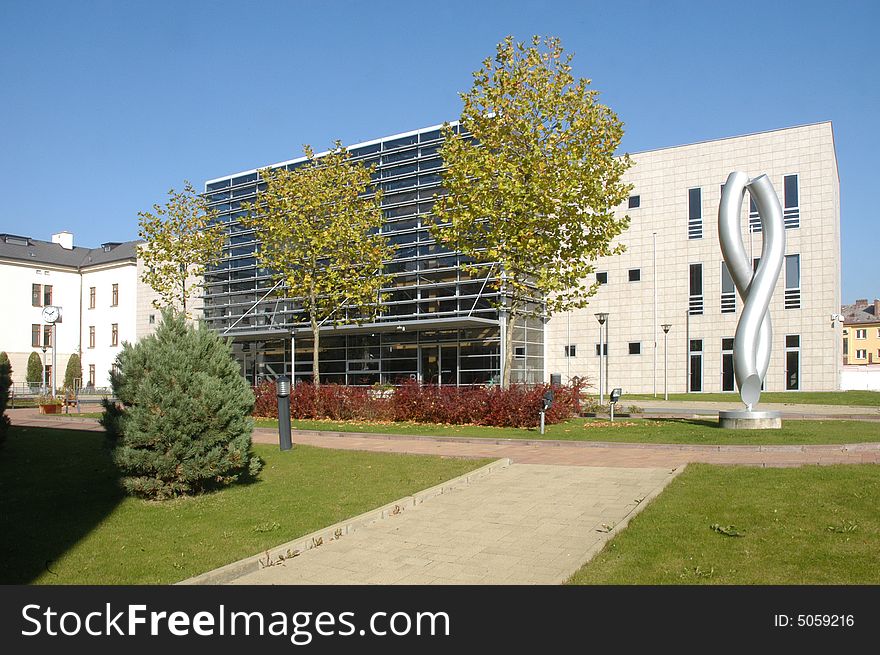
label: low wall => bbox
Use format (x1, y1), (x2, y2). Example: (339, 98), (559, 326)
(841, 365), (880, 391)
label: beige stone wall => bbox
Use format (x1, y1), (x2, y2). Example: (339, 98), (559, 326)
(545, 122), (841, 394)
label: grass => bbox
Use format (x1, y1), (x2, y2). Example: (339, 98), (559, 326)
(626, 391), (880, 406)
(0, 426), (489, 585)
(251, 416), (880, 445)
(567, 464), (880, 584)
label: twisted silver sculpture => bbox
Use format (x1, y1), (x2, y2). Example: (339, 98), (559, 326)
(718, 172), (785, 409)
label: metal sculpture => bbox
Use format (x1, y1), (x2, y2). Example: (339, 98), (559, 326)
(718, 172), (785, 410)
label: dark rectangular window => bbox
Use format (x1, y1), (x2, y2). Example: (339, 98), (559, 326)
(111, 283), (118, 306)
(628, 342), (641, 355)
(89, 287), (96, 309)
(595, 343), (608, 356)
(784, 174), (799, 228)
(721, 262), (736, 313)
(43, 285), (52, 306)
(88, 364), (95, 387)
(31, 324), (40, 347)
(784, 254), (800, 309)
(43, 325), (52, 347)
(628, 195), (640, 209)
(32, 283), (41, 307)
(689, 263), (703, 315)
(89, 326), (95, 349)
(628, 268), (641, 282)
(721, 338), (735, 391)
(785, 334), (800, 390)
(748, 193), (761, 233)
(689, 339), (703, 392)
(513, 346), (526, 360)
(596, 271), (608, 284)
(564, 345), (577, 358)
(688, 187), (702, 239)
(111, 324), (119, 347)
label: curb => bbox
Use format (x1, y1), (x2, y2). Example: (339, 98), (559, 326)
(177, 457), (513, 585)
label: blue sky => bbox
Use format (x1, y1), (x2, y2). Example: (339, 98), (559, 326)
(1, 0), (877, 300)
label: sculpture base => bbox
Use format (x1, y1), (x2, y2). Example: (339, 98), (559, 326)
(718, 410), (782, 430)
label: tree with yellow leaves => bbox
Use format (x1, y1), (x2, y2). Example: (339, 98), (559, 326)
(433, 35), (633, 387)
(138, 182), (224, 316)
(242, 144), (391, 386)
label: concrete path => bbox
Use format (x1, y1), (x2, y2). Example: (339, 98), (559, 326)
(9, 408), (880, 467)
(628, 399), (880, 419)
(229, 463), (680, 585)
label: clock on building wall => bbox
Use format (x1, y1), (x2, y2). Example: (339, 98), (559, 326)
(41, 305), (62, 324)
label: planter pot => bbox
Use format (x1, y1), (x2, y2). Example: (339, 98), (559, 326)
(39, 404), (61, 415)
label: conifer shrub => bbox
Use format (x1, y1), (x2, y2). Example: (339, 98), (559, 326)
(64, 353), (83, 392)
(102, 309), (262, 499)
(0, 360), (11, 447)
(26, 352), (43, 387)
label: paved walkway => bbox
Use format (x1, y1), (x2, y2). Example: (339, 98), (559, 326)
(229, 463), (679, 585)
(10, 408), (880, 467)
(628, 399), (880, 419)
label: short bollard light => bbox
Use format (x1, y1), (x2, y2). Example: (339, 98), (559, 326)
(276, 376), (292, 451)
(609, 387), (622, 423)
(540, 389), (555, 435)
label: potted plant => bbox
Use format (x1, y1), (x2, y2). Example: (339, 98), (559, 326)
(37, 395), (63, 415)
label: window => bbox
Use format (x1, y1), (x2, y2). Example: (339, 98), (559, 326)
(785, 335), (800, 390)
(31, 324), (40, 347)
(595, 343), (608, 356)
(628, 342), (641, 355)
(32, 283), (42, 307)
(721, 262), (736, 313)
(43, 285), (52, 306)
(111, 283), (118, 306)
(149, 314), (156, 325)
(596, 271), (608, 284)
(628, 195), (640, 209)
(784, 255), (800, 309)
(784, 174), (799, 228)
(855, 329), (867, 339)
(843, 338), (848, 356)
(856, 349), (867, 360)
(88, 365), (95, 387)
(111, 324), (119, 347)
(628, 268), (641, 282)
(89, 287), (96, 309)
(43, 325), (52, 347)
(564, 345), (577, 358)
(688, 187), (702, 239)
(689, 339), (703, 392)
(89, 326), (95, 349)
(721, 338), (735, 391)
(689, 263), (703, 315)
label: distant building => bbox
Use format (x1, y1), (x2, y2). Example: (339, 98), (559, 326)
(0, 232), (161, 390)
(841, 299), (880, 365)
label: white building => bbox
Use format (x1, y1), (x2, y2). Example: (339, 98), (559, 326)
(0, 232), (161, 390)
(546, 122), (841, 394)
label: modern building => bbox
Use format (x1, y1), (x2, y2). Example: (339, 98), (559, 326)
(203, 121), (842, 393)
(547, 121), (842, 394)
(841, 299), (880, 365)
(0, 232), (160, 390)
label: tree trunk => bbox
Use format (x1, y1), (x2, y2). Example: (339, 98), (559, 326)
(311, 315), (320, 388)
(502, 309), (515, 389)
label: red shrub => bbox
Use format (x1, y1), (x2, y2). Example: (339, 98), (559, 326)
(252, 377), (587, 428)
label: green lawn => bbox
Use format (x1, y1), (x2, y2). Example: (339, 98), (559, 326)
(567, 464), (880, 584)
(252, 417), (880, 445)
(0, 426), (489, 585)
(626, 391), (880, 406)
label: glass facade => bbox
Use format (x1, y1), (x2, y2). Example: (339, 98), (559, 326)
(202, 124), (545, 386)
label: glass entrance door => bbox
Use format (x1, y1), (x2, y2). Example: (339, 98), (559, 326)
(421, 345), (440, 385)
(440, 345), (458, 385)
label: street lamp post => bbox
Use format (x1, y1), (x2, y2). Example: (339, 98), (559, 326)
(41, 345), (47, 395)
(595, 313), (608, 406)
(661, 324), (671, 401)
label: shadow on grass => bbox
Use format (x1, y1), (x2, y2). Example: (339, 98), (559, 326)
(646, 417), (720, 429)
(0, 426), (124, 584)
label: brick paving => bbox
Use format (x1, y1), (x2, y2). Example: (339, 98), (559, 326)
(229, 463), (679, 585)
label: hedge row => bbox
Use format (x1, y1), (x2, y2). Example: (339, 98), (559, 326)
(253, 379), (586, 428)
